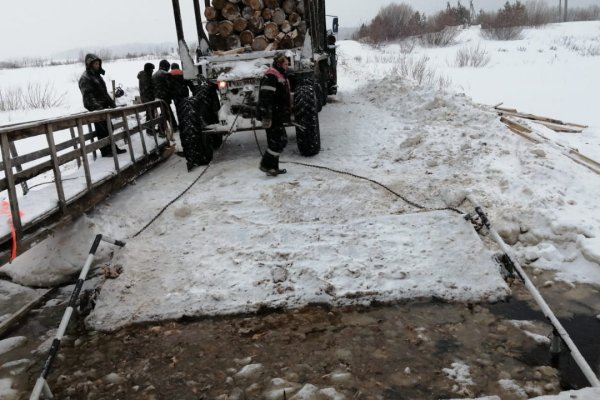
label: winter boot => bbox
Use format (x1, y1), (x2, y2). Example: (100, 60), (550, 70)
(274, 156), (286, 175)
(260, 150), (287, 176)
(100, 146), (126, 157)
(259, 150), (279, 176)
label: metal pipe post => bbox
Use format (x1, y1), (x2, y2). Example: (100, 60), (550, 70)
(467, 195), (600, 388)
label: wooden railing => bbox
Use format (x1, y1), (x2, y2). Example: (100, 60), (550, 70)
(0, 100), (173, 265)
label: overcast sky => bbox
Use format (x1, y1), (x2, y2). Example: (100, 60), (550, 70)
(0, 0), (597, 59)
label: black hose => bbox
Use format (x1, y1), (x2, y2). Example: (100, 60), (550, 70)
(252, 126), (462, 214)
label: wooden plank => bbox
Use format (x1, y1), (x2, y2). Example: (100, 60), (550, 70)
(494, 105), (517, 113)
(0, 102), (163, 140)
(571, 150), (600, 171)
(11, 135), (84, 167)
(565, 151), (600, 175)
(501, 117), (600, 176)
(76, 119), (93, 190)
(499, 111), (583, 132)
(500, 116), (536, 138)
(566, 150), (600, 174)
(45, 124), (68, 214)
(496, 108), (588, 130)
(526, 119), (583, 133)
(7, 146), (96, 191)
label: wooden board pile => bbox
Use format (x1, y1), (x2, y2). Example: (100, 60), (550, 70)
(495, 104), (587, 133)
(205, 0), (307, 52)
(496, 105), (600, 175)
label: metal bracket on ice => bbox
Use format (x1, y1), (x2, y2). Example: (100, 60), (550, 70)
(29, 234), (126, 400)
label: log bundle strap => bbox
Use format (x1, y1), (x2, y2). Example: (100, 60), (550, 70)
(205, 0), (307, 52)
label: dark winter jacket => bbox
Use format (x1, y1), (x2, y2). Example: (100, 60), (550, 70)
(257, 63), (291, 124)
(137, 70), (155, 103)
(169, 69), (191, 99)
(152, 69), (172, 102)
(78, 53), (116, 111)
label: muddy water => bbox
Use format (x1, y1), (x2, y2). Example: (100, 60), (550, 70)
(489, 271), (600, 392)
(5, 277), (599, 400)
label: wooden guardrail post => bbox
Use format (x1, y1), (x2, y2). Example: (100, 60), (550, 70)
(8, 141), (29, 195)
(106, 114), (120, 173)
(69, 127), (82, 168)
(133, 108), (149, 157)
(0, 133), (24, 243)
(45, 124), (68, 214)
(121, 110), (136, 164)
(87, 123), (97, 161)
(148, 104), (160, 152)
(76, 119), (93, 190)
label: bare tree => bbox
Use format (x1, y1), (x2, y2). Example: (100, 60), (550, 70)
(525, 0), (554, 26)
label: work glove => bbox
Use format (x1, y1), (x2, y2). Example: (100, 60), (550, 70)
(262, 118), (272, 129)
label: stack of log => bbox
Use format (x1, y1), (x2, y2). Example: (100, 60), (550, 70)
(205, 0), (307, 52)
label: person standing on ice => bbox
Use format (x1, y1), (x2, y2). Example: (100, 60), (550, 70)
(78, 53), (126, 157)
(257, 52), (291, 176)
(137, 62), (156, 135)
(152, 59), (178, 133)
(168, 62), (191, 132)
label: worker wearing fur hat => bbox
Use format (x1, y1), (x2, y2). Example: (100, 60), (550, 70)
(257, 52), (291, 176)
(78, 53), (126, 157)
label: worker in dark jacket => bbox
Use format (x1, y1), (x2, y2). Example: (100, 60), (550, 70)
(257, 53), (291, 176)
(152, 59), (178, 132)
(78, 53), (126, 157)
(169, 63), (191, 131)
(137, 62), (156, 134)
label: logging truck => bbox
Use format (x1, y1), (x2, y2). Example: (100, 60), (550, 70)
(171, 0), (338, 164)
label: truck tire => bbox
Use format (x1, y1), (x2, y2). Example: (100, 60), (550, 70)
(294, 80), (321, 156)
(320, 75), (329, 106)
(180, 96), (213, 166)
(193, 82), (221, 126)
(314, 83), (324, 112)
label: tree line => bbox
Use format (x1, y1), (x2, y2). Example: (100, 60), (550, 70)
(353, 1), (600, 44)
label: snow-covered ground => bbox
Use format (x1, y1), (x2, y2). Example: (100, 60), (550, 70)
(1, 21), (600, 399)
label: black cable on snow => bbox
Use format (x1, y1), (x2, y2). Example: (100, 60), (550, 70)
(131, 162), (213, 238)
(132, 105), (241, 239)
(283, 160), (464, 215)
(252, 126), (462, 215)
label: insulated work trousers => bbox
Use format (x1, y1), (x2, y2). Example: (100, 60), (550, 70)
(266, 125), (288, 154)
(173, 97), (186, 132)
(164, 101), (178, 131)
(94, 120), (112, 156)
